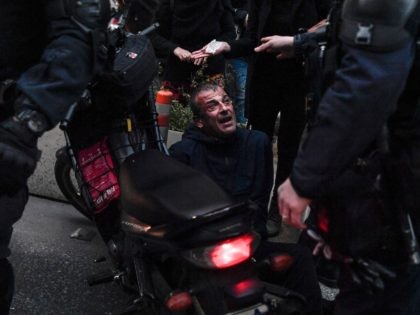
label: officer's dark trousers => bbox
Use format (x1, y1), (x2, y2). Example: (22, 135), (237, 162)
(249, 65), (306, 194)
(0, 188), (28, 314)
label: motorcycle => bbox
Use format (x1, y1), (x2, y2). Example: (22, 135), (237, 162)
(54, 21), (307, 315)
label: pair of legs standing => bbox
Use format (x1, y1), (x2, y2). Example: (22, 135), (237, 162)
(250, 69), (306, 234)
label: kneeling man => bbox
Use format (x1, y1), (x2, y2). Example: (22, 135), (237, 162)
(170, 82), (273, 237)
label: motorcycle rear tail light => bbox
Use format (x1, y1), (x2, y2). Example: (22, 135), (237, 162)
(269, 254), (294, 272)
(182, 233), (259, 269)
(165, 291), (192, 311)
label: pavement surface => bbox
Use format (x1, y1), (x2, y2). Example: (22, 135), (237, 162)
(9, 196), (130, 315)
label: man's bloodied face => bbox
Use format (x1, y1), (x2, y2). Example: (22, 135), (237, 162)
(195, 86), (237, 137)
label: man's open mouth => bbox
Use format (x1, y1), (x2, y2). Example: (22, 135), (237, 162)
(219, 115), (232, 124)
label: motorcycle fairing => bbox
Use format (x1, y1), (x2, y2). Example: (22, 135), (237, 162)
(119, 150), (238, 226)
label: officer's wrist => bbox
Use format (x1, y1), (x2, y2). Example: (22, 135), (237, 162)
(14, 109), (49, 136)
(14, 96), (50, 136)
(293, 32), (324, 58)
(293, 33), (307, 58)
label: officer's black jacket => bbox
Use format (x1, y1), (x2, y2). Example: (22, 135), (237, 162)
(0, 0), (95, 127)
(290, 7), (420, 200)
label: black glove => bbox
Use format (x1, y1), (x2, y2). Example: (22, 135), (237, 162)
(347, 258), (396, 294)
(0, 110), (45, 194)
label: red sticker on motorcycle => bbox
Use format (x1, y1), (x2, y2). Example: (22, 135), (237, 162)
(78, 138), (120, 213)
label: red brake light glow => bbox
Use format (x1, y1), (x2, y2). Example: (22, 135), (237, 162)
(165, 291), (192, 311)
(317, 207), (329, 233)
(210, 234), (254, 269)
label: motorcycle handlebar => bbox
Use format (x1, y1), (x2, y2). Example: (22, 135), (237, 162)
(59, 89), (90, 131)
(59, 102), (78, 131)
(138, 22), (159, 36)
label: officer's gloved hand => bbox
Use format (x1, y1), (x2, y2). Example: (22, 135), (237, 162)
(0, 102), (48, 194)
(347, 258), (396, 294)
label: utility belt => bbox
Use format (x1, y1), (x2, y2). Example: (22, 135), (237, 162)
(304, 146), (418, 292)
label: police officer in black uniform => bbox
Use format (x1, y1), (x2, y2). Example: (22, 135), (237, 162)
(255, 0), (420, 314)
(0, 1), (114, 313)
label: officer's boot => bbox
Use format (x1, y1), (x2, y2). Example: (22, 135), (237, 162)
(0, 258), (14, 315)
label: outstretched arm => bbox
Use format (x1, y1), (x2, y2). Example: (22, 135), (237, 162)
(254, 35), (295, 59)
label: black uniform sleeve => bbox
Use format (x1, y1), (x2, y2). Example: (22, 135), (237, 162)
(16, 18), (95, 127)
(148, 0), (179, 58)
(293, 30), (326, 58)
(215, 1), (237, 43)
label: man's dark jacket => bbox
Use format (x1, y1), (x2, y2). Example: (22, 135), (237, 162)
(169, 125), (273, 232)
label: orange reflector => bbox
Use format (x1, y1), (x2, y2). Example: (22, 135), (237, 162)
(156, 89), (174, 104)
(232, 278), (258, 296)
(270, 254), (294, 272)
(165, 291), (192, 312)
(317, 206), (330, 233)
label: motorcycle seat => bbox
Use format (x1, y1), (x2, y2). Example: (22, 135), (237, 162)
(119, 149), (236, 226)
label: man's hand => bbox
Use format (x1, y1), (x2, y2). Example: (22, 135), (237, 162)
(173, 47), (192, 62)
(193, 56), (208, 66)
(277, 178), (311, 229)
(191, 40), (231, 59)
(254, 36), (295, 59)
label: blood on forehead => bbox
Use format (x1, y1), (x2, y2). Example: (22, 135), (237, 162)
(196, 87), (228, 106)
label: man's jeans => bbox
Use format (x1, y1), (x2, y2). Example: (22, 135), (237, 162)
(228, 58), (248, 124)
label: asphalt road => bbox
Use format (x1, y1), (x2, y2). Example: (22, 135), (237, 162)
(9, 196), (130, 315)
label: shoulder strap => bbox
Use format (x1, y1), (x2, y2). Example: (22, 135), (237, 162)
(320, 1), (343, 93)
(170, 0), (174, 12)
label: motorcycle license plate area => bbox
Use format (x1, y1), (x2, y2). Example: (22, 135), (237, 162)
(225, 303), (269, 315)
